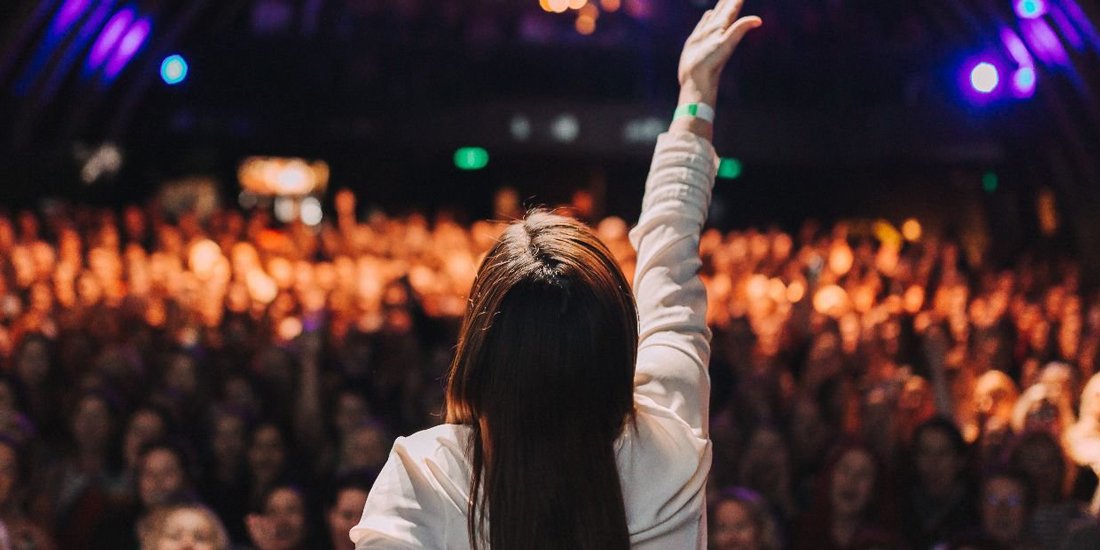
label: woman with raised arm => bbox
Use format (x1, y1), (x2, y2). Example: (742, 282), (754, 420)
(350, 1), (761, 548)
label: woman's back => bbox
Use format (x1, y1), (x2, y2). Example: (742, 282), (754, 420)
(352, 131), (719, 550)
(351, 1), (762, 547)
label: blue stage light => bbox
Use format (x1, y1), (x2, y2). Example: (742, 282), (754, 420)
(161, 54), (188, 85)
(1015, 0), (1047, 19)
(1012, 66), (1036, 97)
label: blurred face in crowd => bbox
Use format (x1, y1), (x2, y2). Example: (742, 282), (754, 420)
(789, 397), (830, 467)
(153, 508), (225, 550)
(15, 338), (49, 386)
(333, 392), (370, 438)
(739, 429), (790, 497)
(1014, 436), (1065, 503)
(140, 448), (187, 507)
(327, 487), (369, 550)
(125, 409), (167, 469)
(710, 499), (761, 550)
(341, 424), (389, 473)
(830, 448), (876, 521)
(981, 477), (1027, 545)
(211, 412), (246, 468)
(72, 394), (114, 453)
(914, 428), (962, 498)
(264, 487), (307, 550)
(248, 424), (286, 485)
(165, 354), (199, 397)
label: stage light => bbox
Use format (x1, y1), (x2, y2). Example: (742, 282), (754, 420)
(104, 17), (151, 79)
(454, 147), (489, 170)
(983, 172), (999, 193)
(1012, 66), (1036, 96)
(551, 114), (580, 142)
(510, 115), (532, 141)
(1015, 0), (1047, 19)
(568, 0), (588, 9)
(717, 158), (742, 179)
(161, 54), (188, 85)
(1021, 18), (1068, 66)
(86, 8), (134, 71)
(970, 62), (1000, 93)
(600, 0), (621, 12)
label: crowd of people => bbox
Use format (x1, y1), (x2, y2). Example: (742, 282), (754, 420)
(0, 188), (1098, 549)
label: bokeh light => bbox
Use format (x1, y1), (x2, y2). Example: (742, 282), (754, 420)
(160, 54), (188, 85)
(901, 218), (922, 242)
(1015, 0), (1047, 19)
(970, 62), (1000, 93)
(1013, 66), (1036, 97)
(576, 14), (596, 35)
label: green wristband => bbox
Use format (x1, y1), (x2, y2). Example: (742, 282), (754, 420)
(673, 102), (715, 123)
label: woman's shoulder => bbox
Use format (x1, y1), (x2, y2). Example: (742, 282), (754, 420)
(392, 423), (471, 464)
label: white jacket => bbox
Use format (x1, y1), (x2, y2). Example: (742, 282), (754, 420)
(351, 131), (717, 549)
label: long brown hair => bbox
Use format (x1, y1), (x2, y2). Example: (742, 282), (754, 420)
(446, 210), (637, 550)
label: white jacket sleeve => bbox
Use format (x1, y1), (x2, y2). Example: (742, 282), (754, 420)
(629, 131), (717, 438)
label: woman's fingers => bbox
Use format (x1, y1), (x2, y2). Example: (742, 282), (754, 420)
(713, 0), (746, 27)
(720, 15), (763, 49)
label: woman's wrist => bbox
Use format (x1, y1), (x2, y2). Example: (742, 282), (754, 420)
(672, 82), (717, 141)
(678, 80), (718, 107)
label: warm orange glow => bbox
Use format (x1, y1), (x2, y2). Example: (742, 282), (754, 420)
(539, 0), (554, 12)
(548, 0), (570, 13)
(903, 285), (925, 314)
(246, 269), (278, 304)
(872, 220), (902, 249)
(813, 285), (851, 318)
(786, 280), (806, 303)
(579, 2), (599, 18)
(767, 278), (786, 303)
(568, 0), (588, 9)
(277, 317), (303, 342)
(238, 156), (329, 196)
(746, 274), (769, 301)
(828, 241), (854, 276)
(575, 14), (596, 34)
(188, 239), (222, 280)
(600, 0), (621, 12)
(902, 218), (922, 242)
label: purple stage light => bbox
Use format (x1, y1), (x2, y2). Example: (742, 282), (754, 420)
(86, 8), (134, 71)
(1049, 5), (1085, 50)
(1061, 0), (1100, 50)
(50, 0), (92, 38)
(1000, 28), (1034, 67)
(104, 17), (151, 79)
(970, 62), (1000, 94)
(1015, 0), (1047, 19)
(1020, 18), (1069, 65)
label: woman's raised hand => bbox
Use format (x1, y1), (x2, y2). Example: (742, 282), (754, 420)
(677, 0), (762, 107)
